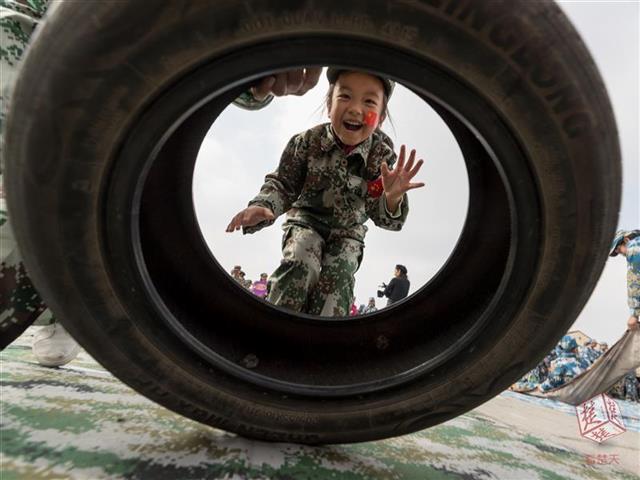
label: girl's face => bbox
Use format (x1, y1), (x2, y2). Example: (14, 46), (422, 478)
(328, 71), (386, 146)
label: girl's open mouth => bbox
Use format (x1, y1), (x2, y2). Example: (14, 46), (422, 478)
(343, 120), (363, 131)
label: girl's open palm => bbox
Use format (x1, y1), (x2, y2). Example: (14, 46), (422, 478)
(380, 145), (425, 199)
(226, 205), (275, 232)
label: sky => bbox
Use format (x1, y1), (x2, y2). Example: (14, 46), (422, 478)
(193, 1), (638, 345)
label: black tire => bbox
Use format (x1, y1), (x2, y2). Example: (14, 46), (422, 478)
(4, 0), (620, 444)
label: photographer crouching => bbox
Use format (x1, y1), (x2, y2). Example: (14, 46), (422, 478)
(377, 264), (410, 306)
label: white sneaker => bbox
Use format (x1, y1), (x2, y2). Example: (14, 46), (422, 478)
(32, 323), (81, 367)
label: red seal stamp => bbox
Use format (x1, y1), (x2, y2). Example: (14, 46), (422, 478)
(576, 393), (626, 443)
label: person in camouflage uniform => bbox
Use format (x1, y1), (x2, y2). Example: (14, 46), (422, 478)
(608, 372), (639, 402)
(227, 69), (425, 317)
(577, 338), (602, 366)
(539, 335), (590, 392)
(0, 0), (57, 352)
(622, 373), (639, 402)
(607, 229), (640, 402)
(512, 363), (548, 392)
(609, 229), (640, 331)
(0, 0), (321, 354)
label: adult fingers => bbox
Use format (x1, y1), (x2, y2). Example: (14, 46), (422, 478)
(251, 76), (276, 101)
(271, 72), (289, 96)
(297, 67), (322, 95)
(286, 69), (304, 94)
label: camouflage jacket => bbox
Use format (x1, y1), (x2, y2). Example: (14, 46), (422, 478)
(577, 346), (601, 366)
(245, 123), (408, 242)
(0, 0), (267, 167)
(0, 1), (49, 156)
(539, 353), (588, 392)
(626, 236), (640, 316)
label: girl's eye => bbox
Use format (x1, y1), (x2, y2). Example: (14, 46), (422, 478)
(365, 99), (377, 106)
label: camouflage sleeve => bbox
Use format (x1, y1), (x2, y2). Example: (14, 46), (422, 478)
(627, 237), (640, 316)
(384, 196), (404, 218)
(232, 91), (274, 111)
(243, 134), (307, 234)
(365, 144), (409, 231)
(1, 0), (53, 338)
(0, 0), (48, 171)
(1, 0), (49, 18)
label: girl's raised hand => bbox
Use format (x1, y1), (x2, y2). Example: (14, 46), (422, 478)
(226, 205), (275, 232)
(380, 145), (425, 202)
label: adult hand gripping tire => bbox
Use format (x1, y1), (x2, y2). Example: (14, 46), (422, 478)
(4, 0), (620, 444)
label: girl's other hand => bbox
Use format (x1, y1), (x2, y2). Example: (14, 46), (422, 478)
(226, 206), (275, 232)
(381, 145), (425, 211)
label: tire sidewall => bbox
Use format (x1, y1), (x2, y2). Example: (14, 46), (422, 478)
(4, 0), (620, 442)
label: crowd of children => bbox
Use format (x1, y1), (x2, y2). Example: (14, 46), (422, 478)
(511, 334), (639, 402)
(229, 264), (381, 315)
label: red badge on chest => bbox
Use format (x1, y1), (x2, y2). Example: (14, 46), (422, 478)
(367, 177), (384, 198)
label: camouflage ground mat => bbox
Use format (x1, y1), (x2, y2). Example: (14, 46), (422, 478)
(1, 328), (638, 479)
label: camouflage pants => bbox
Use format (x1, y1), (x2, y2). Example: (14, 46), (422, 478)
(267, 224), (363, 317)
(1, 0), (54, 347)
(623, 373), (639, 402)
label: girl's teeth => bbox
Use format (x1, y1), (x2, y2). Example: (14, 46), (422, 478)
(344, 121), (362, 131)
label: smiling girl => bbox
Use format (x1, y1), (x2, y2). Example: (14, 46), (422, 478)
(226, 69), (424, 316)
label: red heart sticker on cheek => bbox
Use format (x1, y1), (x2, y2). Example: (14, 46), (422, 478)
(364, 111), (378, 127)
